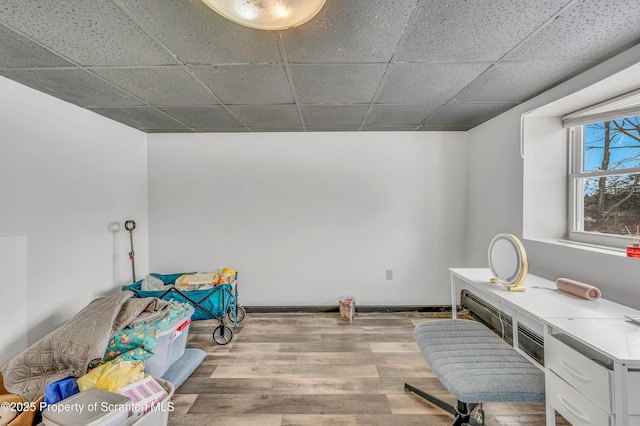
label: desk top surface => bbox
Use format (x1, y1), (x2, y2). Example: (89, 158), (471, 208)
(451, 268), (640, 363)
(545, 317), (640, 362)
(450, 267), (640, 320)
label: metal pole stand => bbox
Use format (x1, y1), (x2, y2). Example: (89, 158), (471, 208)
(124, 220), (136, 282)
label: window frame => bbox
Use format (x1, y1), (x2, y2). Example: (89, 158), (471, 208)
(568, 120), (640, 249)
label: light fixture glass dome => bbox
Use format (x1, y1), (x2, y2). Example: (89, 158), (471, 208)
(202, 0), (326, 31)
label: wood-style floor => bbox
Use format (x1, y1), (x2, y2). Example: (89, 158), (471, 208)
(168, 312), (568, 425)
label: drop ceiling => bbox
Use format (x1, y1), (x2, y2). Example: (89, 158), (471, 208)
(1, 0), (639, 133)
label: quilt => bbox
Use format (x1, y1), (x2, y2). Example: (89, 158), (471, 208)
(0, 291), (182, 403)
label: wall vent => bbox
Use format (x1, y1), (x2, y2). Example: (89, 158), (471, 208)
(460, 290), (513, 344)
(517, 322), (545, 365)
(460, 290), (544, 365)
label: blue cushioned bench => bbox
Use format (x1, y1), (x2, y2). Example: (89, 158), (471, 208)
(405, 319), (545, 426)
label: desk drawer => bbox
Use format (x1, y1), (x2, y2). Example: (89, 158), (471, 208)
(547, 372), (611, 426)
(546, 334), (612, 413)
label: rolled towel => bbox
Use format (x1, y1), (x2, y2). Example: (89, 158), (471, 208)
(556, 278), (601, 300)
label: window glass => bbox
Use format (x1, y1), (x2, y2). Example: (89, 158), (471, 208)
(577, 116), (640, 238)
(584, 118), (640, 172)
(582, 173), (640, 235)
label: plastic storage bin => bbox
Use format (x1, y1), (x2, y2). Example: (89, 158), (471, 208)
(144, 305), (194, 377)
(118, 376), (167, 422)
(125, 376), (174, 426)
(42, 388), (131, 426)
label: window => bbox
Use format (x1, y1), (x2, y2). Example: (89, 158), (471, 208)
(521, 62), (640, 248)
(568, 115), (640, 247)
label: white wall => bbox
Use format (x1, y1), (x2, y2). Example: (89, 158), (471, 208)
(465, 45), (640, 309)
(147, 132), (468, 306)
(0, 236), (27, 366)
(0, 76), (149, 349)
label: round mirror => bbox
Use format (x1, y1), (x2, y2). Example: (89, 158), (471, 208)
(488, 233), (528, 291)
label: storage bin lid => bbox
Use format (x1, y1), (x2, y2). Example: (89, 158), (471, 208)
(42, 388), (131, 426)
(156, 305), (194, 338)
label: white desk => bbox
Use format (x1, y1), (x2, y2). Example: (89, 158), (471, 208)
(450, 268), (640, 426)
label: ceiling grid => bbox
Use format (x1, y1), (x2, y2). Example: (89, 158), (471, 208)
(0, 0), (639, 133)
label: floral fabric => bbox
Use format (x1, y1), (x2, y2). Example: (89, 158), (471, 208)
(104, 300), (191, 362)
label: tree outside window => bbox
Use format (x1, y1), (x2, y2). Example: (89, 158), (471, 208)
(583, 116), (640, 236)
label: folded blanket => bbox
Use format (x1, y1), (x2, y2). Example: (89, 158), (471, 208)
(1, 291), (133, 403)
(112, 297), (170, 332)
(176, 272), (220, 286)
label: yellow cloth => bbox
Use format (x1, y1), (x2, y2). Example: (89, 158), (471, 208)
(77, 360), (144, 393)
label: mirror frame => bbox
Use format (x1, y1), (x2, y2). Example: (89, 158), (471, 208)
(488, 233), (528, 292)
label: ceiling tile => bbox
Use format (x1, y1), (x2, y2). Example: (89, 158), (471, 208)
(227, 105), (302, 128)
(90, 66), (218, 106)
(396, 0), (570, 62)
(362, 126), (419, 131)
(89, 107), (191, 130)
(158, 106), (245, 128)
(290, 64), (386, 104)
(0, 24), (73, 68)
(300, 105), (369, 128)
(0, 0), (174, 66)
(189, 65), (294, 105)
(305, 127), (363, 132)
(455, 61), (596, 103)
(194, 127), (249, 133)
(422, 102), (517, 129)
(281, 0), (420, 63)
(376, 63), (491, 104)
(364, 104), (436, 127)
(244, 127), (305, 132)
(504, 0), (640, 61)
(417, 125), (470, 131)
(0, 68), (144, 107)
(117, 0), (282, 65)
(143, 128), (196, 133)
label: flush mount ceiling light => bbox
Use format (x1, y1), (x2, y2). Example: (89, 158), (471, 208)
(201, 0), (326, 31)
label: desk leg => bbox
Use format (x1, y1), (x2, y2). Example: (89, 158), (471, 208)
(613, 364), (629, 426)
(545, 402), (557, 426)
(450, 275), (457, 319)
(544, 323), (556, 426)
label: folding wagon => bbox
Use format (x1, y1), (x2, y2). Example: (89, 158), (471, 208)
(123, 272), (245, 345)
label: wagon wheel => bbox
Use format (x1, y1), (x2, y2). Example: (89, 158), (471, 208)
(212, 324), (234, 345)
(226, 305), (246, 323)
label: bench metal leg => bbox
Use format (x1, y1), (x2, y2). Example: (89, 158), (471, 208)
(404, 383), (457, 416)
(404, 383), (483, 426)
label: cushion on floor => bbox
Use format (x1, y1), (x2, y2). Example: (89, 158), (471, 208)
(160, 348), (206, 390)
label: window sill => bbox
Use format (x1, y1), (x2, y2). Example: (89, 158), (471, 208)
(524, 237), (628, 258)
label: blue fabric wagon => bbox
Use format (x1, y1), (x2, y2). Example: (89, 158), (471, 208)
(122, 272), (244, 345)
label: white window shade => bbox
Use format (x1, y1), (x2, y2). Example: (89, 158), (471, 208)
(562, 87), (640, 128)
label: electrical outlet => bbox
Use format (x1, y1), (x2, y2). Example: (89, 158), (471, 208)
(386, 269), (393, 280)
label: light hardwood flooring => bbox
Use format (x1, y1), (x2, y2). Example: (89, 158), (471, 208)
(168, 312), (568, 425)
